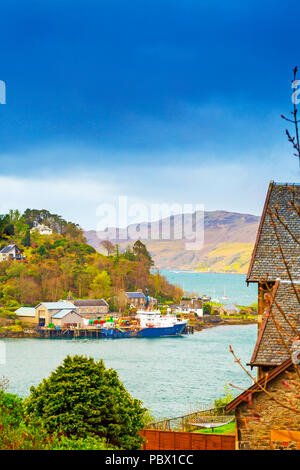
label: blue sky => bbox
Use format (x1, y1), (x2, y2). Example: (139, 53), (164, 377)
(0, 0), (299, 229)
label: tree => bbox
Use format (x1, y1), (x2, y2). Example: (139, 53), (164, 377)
(25, 355), (147, 449)
(22, 230), (31, 247)
(100, 239), (115, 256)
(132, 240), (153, 268)
(90, 270), (112, 298)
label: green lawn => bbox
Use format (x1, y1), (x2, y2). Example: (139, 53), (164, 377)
(193, 420), (235, 435)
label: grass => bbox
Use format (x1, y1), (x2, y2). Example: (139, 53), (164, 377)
(193, 420), (235, 435)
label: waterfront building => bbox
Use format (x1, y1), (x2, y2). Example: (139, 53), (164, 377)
(66, 293), (109, 317)
(15, 307), (36, 323)
(179, 298), (203, 316)
(35, 301), (76, 326)
(226, 182), (300, 450)
(125, 291), (146, 307)
(51, 309), (83, 328)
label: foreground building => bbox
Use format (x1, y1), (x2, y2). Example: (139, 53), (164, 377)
(226, 182), (300, 450)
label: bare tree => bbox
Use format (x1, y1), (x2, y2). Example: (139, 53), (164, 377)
(100, 239), (115, 256)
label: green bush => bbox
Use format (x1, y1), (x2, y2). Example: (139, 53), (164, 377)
(50, 435), (119, 450)
(25, 355), (147, 449)
(213, 384), (235, 414)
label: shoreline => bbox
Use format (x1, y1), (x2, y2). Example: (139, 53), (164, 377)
(0, 320), (257, 339)
(160, 269), (247, 275)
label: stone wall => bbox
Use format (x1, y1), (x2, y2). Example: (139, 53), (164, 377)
(236, 366), (300, 450)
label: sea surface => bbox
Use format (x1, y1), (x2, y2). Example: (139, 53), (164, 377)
(160, 270), (257, 306)
(1, 324), (257, 419)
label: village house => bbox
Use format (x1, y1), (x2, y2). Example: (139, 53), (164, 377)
(30, 223), (53, 235)
(226, 182), (300, 450)
(66, 294), (109, 318)
(218, 303), (240, 316)
(179, 298), (203, 316)
(125, 291), (146, 307)
(0, 244), (26, 262)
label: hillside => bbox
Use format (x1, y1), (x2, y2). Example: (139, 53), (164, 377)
(85, 210), (260, 274)
(0, 209), (183, 312)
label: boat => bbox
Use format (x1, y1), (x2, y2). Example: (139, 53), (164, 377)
(99, 310), (187, 338)
(221, 287), (228, 301)
(135, 309), (187, 337)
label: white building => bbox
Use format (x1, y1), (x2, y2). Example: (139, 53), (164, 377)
(30, 224), (53, 235)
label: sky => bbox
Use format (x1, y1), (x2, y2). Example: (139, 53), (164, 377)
(0, 0), (299, 229)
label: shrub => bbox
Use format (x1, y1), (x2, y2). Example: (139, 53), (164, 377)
(50, 435), (119, 450)
(25, 355), (147, 449)
(214, 384), (235, 414)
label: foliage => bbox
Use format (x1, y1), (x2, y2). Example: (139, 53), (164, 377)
(203, 303), (212, 315)
(213, 384), (235, 413)
(0, 209), (182, 307)
(25, 355), (147, 450)
(50, 435), (119, 450)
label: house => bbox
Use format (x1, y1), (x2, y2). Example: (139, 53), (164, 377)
(66, 294), (109, 317)
(35, 301), (76, 326)
(226, 182), (300, 450)
(179, 298), (203, 316)
(30, 224), (53, 235)
(125, 291), (146, 307)
(247, 182), (300, 378)
(0, 244), (26, 262)
(219, 304), (240, 316)
(226, 357), (300, 450)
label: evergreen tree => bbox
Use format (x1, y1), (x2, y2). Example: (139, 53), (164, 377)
(25, 355), (147, 450)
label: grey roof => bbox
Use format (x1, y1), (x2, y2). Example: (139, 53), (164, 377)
(35, 301), (76, 310)
(126, 292), (145, 299)
(52, 309), (80, 319)
(222, 304), (240, 312)
(0, 244), (18, 254)
(247, 182), (300, 282)
(73, 299), (108, 307)
(15, 307), (36, 317)
(250, 282), (300, 366)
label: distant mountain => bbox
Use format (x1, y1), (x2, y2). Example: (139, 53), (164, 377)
(85, 210), (260, 274)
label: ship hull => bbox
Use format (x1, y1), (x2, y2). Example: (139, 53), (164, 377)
(99, 322), (186, 339)
(136, 322), (186, 337)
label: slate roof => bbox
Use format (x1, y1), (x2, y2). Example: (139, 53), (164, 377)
(250, 281), (300, 367)
(52, 309), (80, 319)
(0, 244), (18, 254)
(247, 182), (300, 282)
(73, 299), (108, 307)
(126, 292), (145, 299)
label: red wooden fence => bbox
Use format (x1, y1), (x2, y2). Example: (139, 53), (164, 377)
(140, 430), (235, 450)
